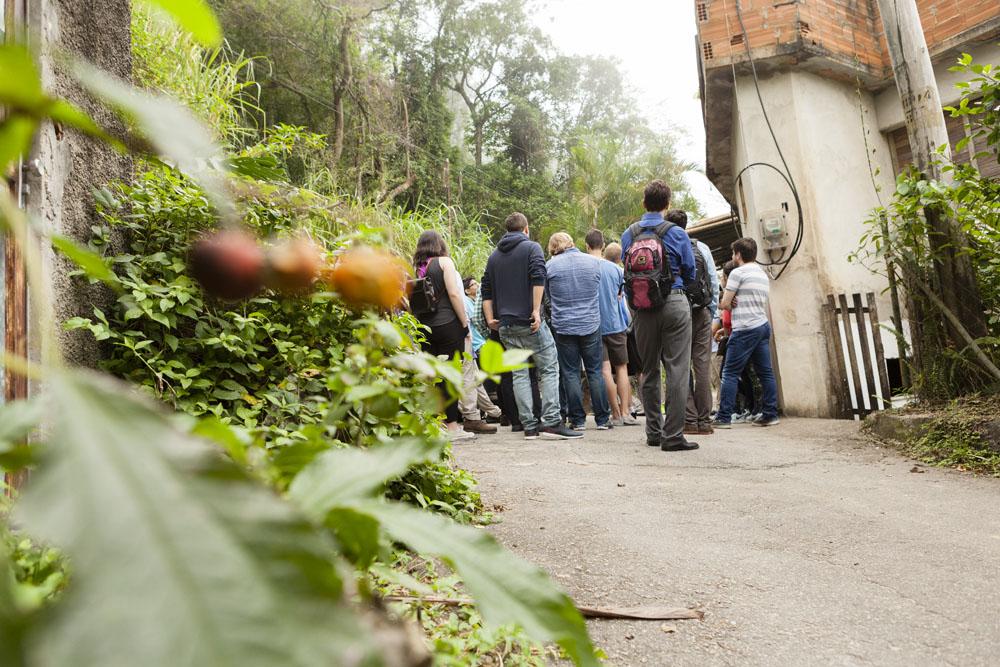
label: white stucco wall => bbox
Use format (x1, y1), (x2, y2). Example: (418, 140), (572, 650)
(730, 70), (897, 417)
(875, 42), (1000, 132)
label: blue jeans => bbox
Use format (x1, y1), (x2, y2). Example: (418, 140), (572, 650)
(499, 322), (562, 431)
(554, 330), (611, 427)
(717, 322), (778, 423)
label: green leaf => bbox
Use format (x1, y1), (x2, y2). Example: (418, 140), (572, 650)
(137, 0), (223, 48)
(0, 398), (43, 450)
(69, 60), (233, 219)
(228, 155), (285, 181)
(289, 438), (438, 521)
(0, 45), (44, 111)
(325, 507), (382, 570)
(0, 540), (27, 666)
(478, 339), (533, 375)
(15, 371), (375, 666)
(190, 416), (248, 466)
(360, 501), (599, 667)
(0, 115), (36, 173)
(50, 234), (120, 288)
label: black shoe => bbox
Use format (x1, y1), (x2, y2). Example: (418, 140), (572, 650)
(596, 422), (613, 431)
(485, 414), (502, 424)
(540, 425), (584, 439)
(524, 429), (540, 440)
(661, 441), (700, 452)
(511, 423), (524, 433)
(647, 439), (660, 447)
(752, 416), (780, 427)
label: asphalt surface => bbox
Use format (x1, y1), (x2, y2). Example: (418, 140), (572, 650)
(452, 417), (1000, 666)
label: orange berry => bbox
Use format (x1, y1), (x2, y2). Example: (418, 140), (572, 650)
(329, 246), (409, 311)
(266, 236), (324, 295)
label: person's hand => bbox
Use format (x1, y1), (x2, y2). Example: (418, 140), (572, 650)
(713, 329), (726, 342)
(530, 309), (541, 333)
(488, 318), (500, 331)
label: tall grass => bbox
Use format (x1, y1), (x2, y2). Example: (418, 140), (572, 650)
(132, 9), (263, 149)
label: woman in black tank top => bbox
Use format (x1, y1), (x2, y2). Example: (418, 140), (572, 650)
(412, 231), (472, 440)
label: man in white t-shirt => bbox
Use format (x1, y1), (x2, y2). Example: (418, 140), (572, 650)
(712, 237), (779, 428)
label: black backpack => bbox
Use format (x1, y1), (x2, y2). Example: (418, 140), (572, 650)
(686, 240), (713, 309)
(408, 259), (441, 317)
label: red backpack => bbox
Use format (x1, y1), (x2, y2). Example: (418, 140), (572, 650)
(623, 220), (675, 311)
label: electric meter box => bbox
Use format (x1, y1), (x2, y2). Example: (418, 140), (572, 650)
(758, 209), (789, 251)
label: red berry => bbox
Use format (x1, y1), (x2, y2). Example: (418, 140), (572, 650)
(188, 229), (265, 300)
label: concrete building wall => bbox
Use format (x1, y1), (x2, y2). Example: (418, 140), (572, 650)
(26, 0), (131, 367)
(875, 41), (1000, 132)
(729, 69), (897, 416)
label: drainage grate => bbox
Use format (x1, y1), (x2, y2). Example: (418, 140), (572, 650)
(730, 33), (744, 46)
(697, 2), (709, 21)
(702, 41), (714, 60)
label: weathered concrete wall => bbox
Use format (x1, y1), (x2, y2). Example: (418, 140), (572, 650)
(874, 41), (1000, 132)
(729, 69), (897, 417)
(26, 0), (131, 367)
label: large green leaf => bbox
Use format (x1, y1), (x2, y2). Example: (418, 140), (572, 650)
(360, 502), (599, 667)
(0, 540), (27, 666)
(0, 115), (36, 173)
(0, 397), (44, 471)
(137, 0), (223, 48)
(289, 438), (439, 522)
(15, 371), (375, 666)
(50, 234), (120, 289)
(69, 61), (233, 219)
(0, 45), (44, 111)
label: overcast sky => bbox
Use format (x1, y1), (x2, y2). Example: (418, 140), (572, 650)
(535, 0), (730, 216)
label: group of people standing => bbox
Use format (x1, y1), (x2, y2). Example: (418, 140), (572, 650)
(410, 179), (780, 448)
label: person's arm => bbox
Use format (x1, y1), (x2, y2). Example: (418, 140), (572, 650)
(481, 260), (499, 330)
(438, 257), (468, 329)
(675, 228), (696, 286)
(720, 268), (740, 311)
(531, 285), (544, 333)
(702, 243), (720, 319)
(528, 245), (546, 332)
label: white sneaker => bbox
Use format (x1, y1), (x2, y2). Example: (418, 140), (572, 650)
(448, 428), (476, 442)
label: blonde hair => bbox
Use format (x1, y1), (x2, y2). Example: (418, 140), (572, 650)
(604, 242), (622, 263)
(547, 232), (575, 256)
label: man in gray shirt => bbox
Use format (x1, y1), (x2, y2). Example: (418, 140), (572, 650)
(546, 233), (612, 430)
(713, 237), (779, 428)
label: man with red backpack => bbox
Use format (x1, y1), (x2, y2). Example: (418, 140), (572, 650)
(620, 181), (699, 452)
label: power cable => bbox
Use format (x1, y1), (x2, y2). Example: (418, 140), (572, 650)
(730, 0), (805, 279)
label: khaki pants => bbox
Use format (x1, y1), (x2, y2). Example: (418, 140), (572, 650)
(685, 306), (713, 428)
(459, 340), (501, 421)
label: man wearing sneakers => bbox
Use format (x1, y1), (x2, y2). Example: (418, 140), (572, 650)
(713, 238), (780, 428)
(481, 213), (583, 440)
(620, 180), (699, 453)
(546, 232), (612, 431)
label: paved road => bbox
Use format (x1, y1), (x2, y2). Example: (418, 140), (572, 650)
(452, 418), (1000, 666)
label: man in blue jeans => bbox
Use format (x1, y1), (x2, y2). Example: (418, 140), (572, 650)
(545, 232), (612, 431)
(481, 213), (582, 440)
(712, 237), (780, 428)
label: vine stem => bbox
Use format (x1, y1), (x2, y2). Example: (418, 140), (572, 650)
(0, 189), (64, 371)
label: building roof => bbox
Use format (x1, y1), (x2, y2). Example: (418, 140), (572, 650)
(695, 0), (1000, 204)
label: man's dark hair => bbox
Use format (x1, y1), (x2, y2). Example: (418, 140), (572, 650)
(643, 180), (672, 212)
(731, 237), (758, 262)
(722, 260), (737, 278)
(665, 209), (688, 228)
(584, 229), (604, 250)
(505, 212), (529, 232)
(462, 277), (474, 291)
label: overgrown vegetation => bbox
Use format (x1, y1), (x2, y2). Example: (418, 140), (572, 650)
(0, 2), (601, 664)
(856, 53), (1000, 399)
(868, 395), (1000, 477)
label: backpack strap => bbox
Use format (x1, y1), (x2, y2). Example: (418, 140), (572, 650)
(654, 220), (675, 238)
(626, 221), (644, 239)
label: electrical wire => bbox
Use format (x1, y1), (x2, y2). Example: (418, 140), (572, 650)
(731, 0), (805, 279)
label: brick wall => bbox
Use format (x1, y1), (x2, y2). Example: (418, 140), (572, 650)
(696, 0), (1000, 77)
